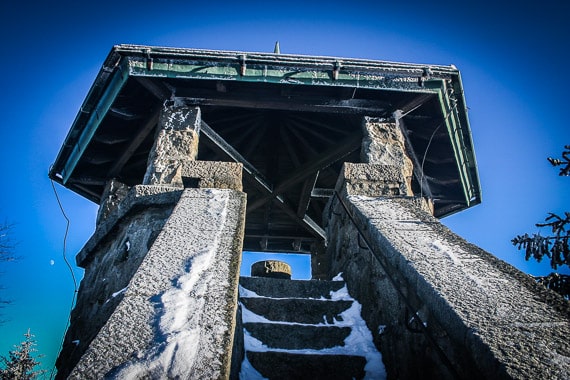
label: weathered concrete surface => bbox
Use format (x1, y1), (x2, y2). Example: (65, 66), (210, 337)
(361, 117), (413, 196)
(143, 104), (201, 186)
(325, 193), (570, 379)
(241, 297), (353, 324)
(338, 162), (412, 198)
(61, 189), (246, 379)
(246, 351), (367, 380)
(239, 276), (345, 299)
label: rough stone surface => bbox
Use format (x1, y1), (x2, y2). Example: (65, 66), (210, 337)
(96, 178), (130, 225)
(62, 189), (246, 379)
(325, 194), (570, 379)
(338, 162), (410, 197)
(143, 104), (201, 186)
(251, 260), (292, 279)
(56, 203), (176, 378)
(181, 160), (243, 191)
(239, 275), (384, 379)
(244, 323), (352, 350)
(360, 117), (413, 196)
(76, 185), (183, 267)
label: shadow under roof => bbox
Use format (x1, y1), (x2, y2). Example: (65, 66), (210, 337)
(49, 44), (481, 253)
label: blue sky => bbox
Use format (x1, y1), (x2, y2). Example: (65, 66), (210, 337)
(0, 0), (568, 374)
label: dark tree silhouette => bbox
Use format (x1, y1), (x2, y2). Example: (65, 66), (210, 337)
(547, 144), (570, 176)
(0, 222), (16, 315)
(512, 146), (570, 299)
(0, 329), (45, 380)
(0, 222), (15, 263)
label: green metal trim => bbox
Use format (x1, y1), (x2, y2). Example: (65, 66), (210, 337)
(127, 58), (437, 93)
(61, 60), (130, 184)
(436, 80), (476, 206)
(454, 71), (482, 205)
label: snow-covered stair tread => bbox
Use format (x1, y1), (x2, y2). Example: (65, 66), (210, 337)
(238, 276), (386, 380)
(240, 297), (353, 324)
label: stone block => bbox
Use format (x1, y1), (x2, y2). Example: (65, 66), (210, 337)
(143, 105), (201, 186)
(76, 185), (183, 267)
(182, 160), (243, 191)
(96, 178), (130, 225)
(337, 162), (410, 196)
(251, 260), (292, 279)
(361, 116), (413, 194)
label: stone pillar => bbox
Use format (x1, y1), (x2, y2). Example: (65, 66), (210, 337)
(361, 116), (414, 196)
(143, 103), (201, 186)
(56, 97), (247, 378)
(322, 115), (569, 379)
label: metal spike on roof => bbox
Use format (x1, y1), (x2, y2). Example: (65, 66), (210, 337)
(274, 41), (280, 54)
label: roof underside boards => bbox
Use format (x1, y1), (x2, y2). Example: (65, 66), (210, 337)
(49, 44), (481, 253)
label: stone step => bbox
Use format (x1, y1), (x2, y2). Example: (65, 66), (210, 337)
(239, 276), (345, 299)
(246, 351), (367, 380)
(241, 297), (353, 324)
(244, 322), (351, 350)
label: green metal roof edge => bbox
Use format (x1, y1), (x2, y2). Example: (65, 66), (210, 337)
(115, 44), (461, 76)
(455, 71), (482, 206)
(60, 59), (129, 184)
(435, 77), (481, 211)
(126, 55), (443, 92)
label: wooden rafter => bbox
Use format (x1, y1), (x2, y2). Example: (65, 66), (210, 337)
(107, 107), (160, 178)
(246, 133), (362, 213)
(200, 120), (326, 239)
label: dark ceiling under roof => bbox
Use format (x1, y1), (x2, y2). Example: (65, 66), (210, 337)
(49, 44), (481, 253)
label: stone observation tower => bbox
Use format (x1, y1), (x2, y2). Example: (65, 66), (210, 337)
(49, 45), (569, 379)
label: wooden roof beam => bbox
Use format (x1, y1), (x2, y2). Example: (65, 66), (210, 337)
(246, 133), (362, 213)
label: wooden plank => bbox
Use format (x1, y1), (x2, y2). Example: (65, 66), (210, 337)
(180, 96), (388, 115)
(297, 172), (319, 218)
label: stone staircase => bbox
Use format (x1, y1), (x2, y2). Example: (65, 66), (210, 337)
(238, 276), (385, 380)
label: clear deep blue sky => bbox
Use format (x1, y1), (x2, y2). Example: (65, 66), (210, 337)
(0, 0), (568, 374)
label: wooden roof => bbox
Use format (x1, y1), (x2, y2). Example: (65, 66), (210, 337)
(50, 44), (481, 253)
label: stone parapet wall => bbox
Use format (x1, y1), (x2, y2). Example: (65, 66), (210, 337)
(57, 188), (247, 379)
(56, 188), (179, 377)
(77, 185), (183, 266)
(324, 193), (570, 379)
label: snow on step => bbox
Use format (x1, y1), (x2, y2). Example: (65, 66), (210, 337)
(238, 276), (386, 380)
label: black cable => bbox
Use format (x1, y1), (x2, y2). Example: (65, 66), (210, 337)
(49, 177), (78, 380)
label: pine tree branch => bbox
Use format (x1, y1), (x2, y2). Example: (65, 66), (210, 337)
(547, 145), (570, 176)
